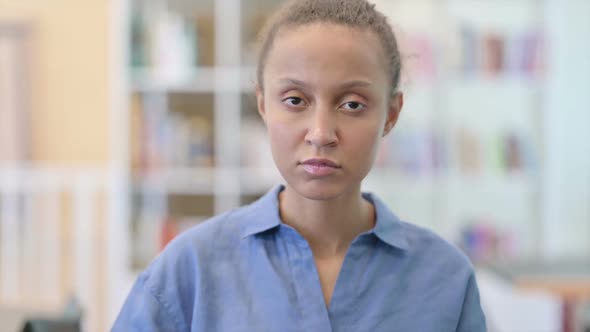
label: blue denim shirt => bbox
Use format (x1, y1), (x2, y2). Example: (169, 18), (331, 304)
(113, 185), (486, 331)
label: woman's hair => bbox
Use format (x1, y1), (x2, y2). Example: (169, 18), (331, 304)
(256, 0), (402, 95)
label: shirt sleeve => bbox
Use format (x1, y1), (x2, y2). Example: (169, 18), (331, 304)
(456, 271), (487, 332)
(111, 272), (187, 332)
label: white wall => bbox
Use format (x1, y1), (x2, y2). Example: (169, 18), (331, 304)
(542, 0), (590, 258)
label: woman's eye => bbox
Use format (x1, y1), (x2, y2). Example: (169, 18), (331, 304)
(341, 101), (366, 112)
(283, 97), (305, 107)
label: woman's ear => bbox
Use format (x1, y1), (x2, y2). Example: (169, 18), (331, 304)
(255, 85), (267, 125)
(383, 91), (403, 137)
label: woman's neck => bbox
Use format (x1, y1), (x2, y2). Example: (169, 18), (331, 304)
(278, 185), (376, 258)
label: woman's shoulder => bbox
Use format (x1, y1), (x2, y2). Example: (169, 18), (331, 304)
(158, 203), (256, 259)
(164, 187), (281, 254)
(173, 207), (247, 246)
(368, 191), (473, 273)
(397, 219), (474, 272)
(116, 204), (260, 330)
(138, 203), (257, 285)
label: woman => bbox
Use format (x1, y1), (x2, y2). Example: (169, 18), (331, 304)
(113, 0), (487, 331)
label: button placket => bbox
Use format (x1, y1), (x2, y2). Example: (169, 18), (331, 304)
(327, 235), (372, 325)
(280, 226), (333, 332)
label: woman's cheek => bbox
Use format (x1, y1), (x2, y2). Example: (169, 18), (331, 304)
(269, 119), (300, 145)
(267, 127), (292, 164)
(354, 126), (382, 160)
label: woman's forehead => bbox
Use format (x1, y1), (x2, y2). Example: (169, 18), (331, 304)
(264, 23), (389, 89)
(272, 23), (384, 57)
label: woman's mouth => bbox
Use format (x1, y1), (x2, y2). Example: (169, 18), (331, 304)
(299, 158), (340, 176)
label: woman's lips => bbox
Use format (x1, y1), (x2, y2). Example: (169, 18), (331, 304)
(300, 158), (340, 176)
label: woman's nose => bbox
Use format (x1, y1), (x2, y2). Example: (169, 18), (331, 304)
(304, 107), (339, 148)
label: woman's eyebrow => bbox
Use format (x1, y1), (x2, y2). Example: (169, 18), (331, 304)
(276, 78), (373, 89)
(338, 80), (373, 90)
(277, 78), (309, 88)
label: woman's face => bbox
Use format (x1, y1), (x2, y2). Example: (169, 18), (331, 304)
(257, 23), (402, 201)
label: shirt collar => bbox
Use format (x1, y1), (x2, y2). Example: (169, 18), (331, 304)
(239, 185), (284, 238)
(240, 184), (409, 251)
(362, 191), (409, 250)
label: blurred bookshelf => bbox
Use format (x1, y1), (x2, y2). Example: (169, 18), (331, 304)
(122, 0), (546, 270)
(367, 0), (545, 264)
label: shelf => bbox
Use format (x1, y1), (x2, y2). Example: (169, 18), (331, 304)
(134, 167), (215, 194)
(134, 167), (282, 195)
(445, 173), (539, 196)
(365, 169), (440, 191)
(239, 167), (282, 194)
(152, 0), (215, 13)
(131, 67), (214, 93)
(365, 169), (538, 194)
(130, 66), (257, 93)
(447, 75), (542, 92)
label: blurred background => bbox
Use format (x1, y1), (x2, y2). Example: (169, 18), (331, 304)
(0, 0), (589, 331)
